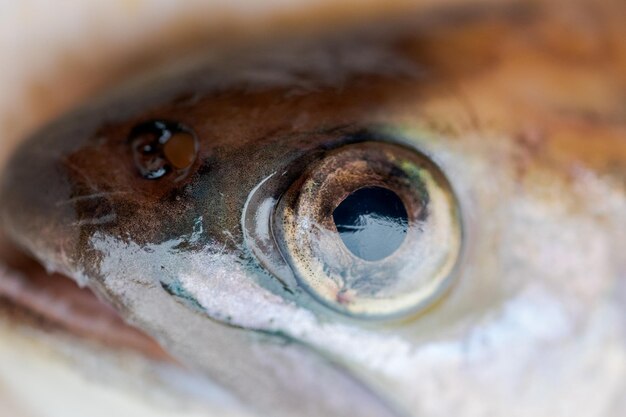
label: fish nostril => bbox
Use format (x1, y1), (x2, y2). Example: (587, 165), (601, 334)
(129, 120), (198, 180)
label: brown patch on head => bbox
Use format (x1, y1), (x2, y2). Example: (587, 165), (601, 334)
(51, 4), (537, 248)
(3, 0), (626, 276)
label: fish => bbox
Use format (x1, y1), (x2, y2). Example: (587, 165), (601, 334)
(1, 0), (625, 416)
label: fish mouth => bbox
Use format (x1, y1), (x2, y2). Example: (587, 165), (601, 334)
(0, 237), (170, 360)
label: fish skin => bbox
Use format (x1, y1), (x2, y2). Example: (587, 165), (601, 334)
(1, 1), (626, 416)
(0, 262), (254, 417)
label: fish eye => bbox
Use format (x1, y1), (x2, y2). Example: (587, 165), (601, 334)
(270, 141), (462, 318)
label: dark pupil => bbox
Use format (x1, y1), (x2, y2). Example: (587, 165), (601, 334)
(332, 186), (409, 262)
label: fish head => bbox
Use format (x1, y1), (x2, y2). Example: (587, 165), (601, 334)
(1, 3), (625, 416)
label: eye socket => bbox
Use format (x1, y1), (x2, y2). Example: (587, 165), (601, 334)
(267, 141), (462, 319)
